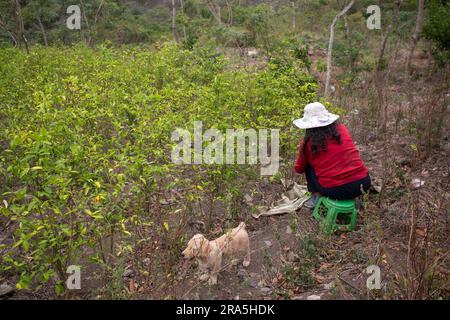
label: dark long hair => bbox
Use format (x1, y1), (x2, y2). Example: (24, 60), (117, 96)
(303, 122), (341, 155)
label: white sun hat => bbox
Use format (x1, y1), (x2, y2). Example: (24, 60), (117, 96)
(293, 102), (339, 129)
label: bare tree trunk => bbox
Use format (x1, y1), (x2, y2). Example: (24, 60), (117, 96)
(14, 0), (28, 53)
(291, 1), (296, 31)
(337, 0), (350, 39)
(92, 0), (105, 44)
(171, 0), (179, 42)
(337, 0), (352, 69)
(324, 0), (354, 97)
(79, 0), (92, 46)
(406, 0), (425, 75)
(343, 14), (350, 39)
(0, 14), (18, 46)
(376, 0), (403, 72)
(375, 0), (404, 134)
(224, 0), (233, 25)
(205, 0), (222, 25)
(37, 17), (48, 46)
(180, 0), (187, 40)
(94, 0), (105, 27)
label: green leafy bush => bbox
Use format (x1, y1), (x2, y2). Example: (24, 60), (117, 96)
(0, 42), (318, 293)
(423, 1), (450, 50)
(422, 0), (450, 65)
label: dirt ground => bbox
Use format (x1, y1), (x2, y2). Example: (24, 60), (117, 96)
(161, 120), (449, 300)
(152, 50), (450, 300)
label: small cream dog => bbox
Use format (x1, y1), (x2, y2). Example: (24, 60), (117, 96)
(182, 222), (251, 285)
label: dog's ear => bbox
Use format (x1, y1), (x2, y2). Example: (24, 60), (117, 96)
(196, 235), (210, 257)
(190, 234), (206, 256)
(200, 240), (210, 257)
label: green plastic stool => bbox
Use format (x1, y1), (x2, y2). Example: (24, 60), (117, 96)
(312, 197), (357, 234)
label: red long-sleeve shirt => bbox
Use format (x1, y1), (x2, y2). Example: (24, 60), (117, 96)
(294, 124), (368, 188)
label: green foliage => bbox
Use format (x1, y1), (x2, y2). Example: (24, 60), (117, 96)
(0, 42), (317, 292)
(244, 4), (274, 49)
(212, 25), (253, 48)
(333, 40), (357, 70)
(283, 233), (321, 290)
(420, 0), (450, 66)
(423, 1), (450, 50)
(278, 36), (312, 69)
(316, 59), (327, 72)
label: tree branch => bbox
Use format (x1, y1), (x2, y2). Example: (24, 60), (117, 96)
(324, 0), (354, 96)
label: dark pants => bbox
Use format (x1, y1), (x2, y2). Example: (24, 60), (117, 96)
(305, 165), (371, 200)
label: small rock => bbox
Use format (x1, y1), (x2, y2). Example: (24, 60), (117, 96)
(411, 178), (425, 190)
(367, 132), (377, 142)
(264, 240), (272, 247)
(372, 184), (382, 193)
(260, 287), (272, 295)
(244, 194), (253, 204)
(143, 258), (150, 266)
(421, 169), (430, 177)
(257, 279), (267, 287)
(199, 274), (209, 281)
(248, 278), (259, 288)
(287, 251), (297, 262)
(0, 283), (14, 297)
(324, 281), (335, 290)
(123, 268), (134, 278)
(237, 268), (248, 277)
(306, 294), (321, 300)
(285, 225), (292, 234)
(398, 158), (411, 166)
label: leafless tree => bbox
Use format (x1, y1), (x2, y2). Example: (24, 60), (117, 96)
(37, 16), (48, 46)
(324, 0), (354, 96)
(223, 0), (232, 25)
(171, 0), (179, 42)
(180, 0), (187, 40)
(406, 0), (425, 75)
(79, 0), (106, 46)
(291, 1), (296, 31)
(377, 0), (404, 72)
(374, 0), (404, 134)
(79, 0), (91, 45)
(205, 0), (232, 26)
(204, 0), (222, 25)
(0, 13), (18, 46)
(14, 0), (29, 53)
